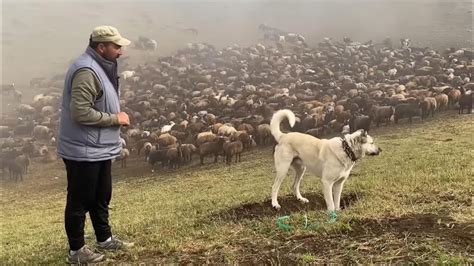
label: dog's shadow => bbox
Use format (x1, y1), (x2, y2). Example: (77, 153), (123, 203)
(210, 192), (363, 222)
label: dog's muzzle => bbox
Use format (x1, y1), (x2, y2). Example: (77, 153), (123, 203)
(369, 147), (382, 156)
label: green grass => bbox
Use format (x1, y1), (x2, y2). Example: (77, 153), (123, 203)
(0, 111), (473, 264)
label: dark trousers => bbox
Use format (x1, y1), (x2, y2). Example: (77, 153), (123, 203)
(64, 159), (113, 251)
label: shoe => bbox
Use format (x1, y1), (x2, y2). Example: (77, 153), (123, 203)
(97, 236), (134, 251)
(67, 245), (105, 264)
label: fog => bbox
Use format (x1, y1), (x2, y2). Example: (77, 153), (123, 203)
(1, 0), (472, 89)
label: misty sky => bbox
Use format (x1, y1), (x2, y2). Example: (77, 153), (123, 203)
(1, 0), (472, 89)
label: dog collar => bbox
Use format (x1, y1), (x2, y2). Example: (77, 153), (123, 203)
(340, 137), (357, 162)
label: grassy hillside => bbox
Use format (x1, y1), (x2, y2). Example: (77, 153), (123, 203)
(0, 111), (472, 264)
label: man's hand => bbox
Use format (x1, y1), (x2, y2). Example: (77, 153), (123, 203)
(117, 112), (130, 126)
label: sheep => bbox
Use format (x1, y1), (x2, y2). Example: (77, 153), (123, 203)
(115, 148), (130, 168)
(420, 97), (437, 119)
(237, 123), (254, 135)
(459, 90), (472, 114)
(157, 133), (177, 147)
(41, 150), (57, 163)
(0, 157), (8, 178)
(120, 137), (127, 148)
(17, 104), (36, 117)
(148, 148), (169, 172)
(140, 142), (153, 160)
(341, 125), (350, 135)
(7, 161), (24, 182)
(235, 130), (253, 150)
(126, 128), (142, 139)
(180, 144), (197, 163)
(223, 139), (244, 164)
(196, 131), (217, 147)
(166, 146), (182, 169)
(13, 90), (22, 103)
(32, 125), (53, 141)
(217, 124), (237, 137)
(41, 106), (55, 117)
(394, 103), (421, 124)
(0, 126), (12, 138)
(256, 124), (272, 146)
(306, 126), (328, 138)
(434, 94), (449, 111)
(448, 89), (461, 107)
(161, 121), (175, 133)
(199, 137), (226, 165)
(120, 70), (136, 80)
(38, 145), (49, 157)
(15, 154), (30, 175)
(169, 130), (187, 143)
(211, 123), (223, 134)
(141, 131), (151, 138)
(349, 115), (371, 133)
(371, 106), (394, 127)
(1, 83), (15, 94)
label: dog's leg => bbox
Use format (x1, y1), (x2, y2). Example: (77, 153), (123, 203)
(322, 178), (335, 211)
(271, 148), (293, 210)
(292, 161), (309, 204)
(332, 177), (346, 211)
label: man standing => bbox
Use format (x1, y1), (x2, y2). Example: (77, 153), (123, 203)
(58, 25), (133, 263)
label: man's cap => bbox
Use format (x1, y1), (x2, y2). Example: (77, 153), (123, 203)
(91, 25), (131, 46)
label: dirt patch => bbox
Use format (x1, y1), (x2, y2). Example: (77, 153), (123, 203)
(211, 192), (361, 222)
(168, 213), (473, 264)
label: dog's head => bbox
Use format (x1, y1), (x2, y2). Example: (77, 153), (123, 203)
(353, 130), (381, 157)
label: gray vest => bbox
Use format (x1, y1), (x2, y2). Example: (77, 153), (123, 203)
(57, 48), (121, 161)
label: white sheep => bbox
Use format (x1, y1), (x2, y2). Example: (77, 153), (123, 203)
(120, 70), (136, 80)
(161, 121), (175, 133)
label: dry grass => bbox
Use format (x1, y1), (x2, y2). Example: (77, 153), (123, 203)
(0, 111), (473, 264)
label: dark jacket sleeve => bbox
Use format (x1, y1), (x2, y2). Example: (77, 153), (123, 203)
(70, 69), (120, 127)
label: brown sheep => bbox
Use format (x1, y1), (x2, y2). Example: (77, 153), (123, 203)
(420, 97), (437, 119)
(459, 91), (472, 114)
(157, 133), (177, 147)
(448, 89), (461, 107)
(223, 140), (244, 164)
(237, 123), (254, 135)
(199, 137), (226, 165)
(196, 131), (217, 147)
(256, 124), (272, 146)
(166, 146), (182, 169)
(211, 123), (223, 134)
(235, 130), (253, 150)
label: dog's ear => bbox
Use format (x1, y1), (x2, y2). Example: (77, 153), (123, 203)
(360, 129), (367, 137)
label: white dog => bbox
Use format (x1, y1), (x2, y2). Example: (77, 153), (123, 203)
(270, 109), (381, 211)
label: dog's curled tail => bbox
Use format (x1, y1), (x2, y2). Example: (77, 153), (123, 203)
(270, 109), (296, 143)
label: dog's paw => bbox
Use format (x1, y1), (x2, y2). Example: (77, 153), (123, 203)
(298, 197), (309, 203)
(272, 202), (281, 210)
